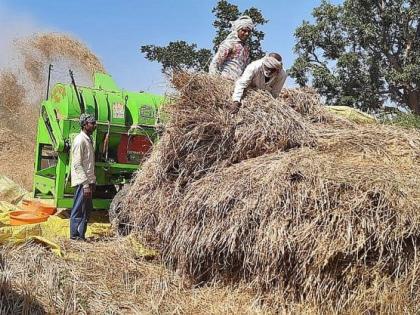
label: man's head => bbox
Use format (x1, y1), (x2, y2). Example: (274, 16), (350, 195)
(262, 53), (283, 78)
(79, 113), (96, 135)
(231, 15), (254, 42)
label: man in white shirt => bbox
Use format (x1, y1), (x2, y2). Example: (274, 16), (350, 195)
(70, 113), (96, 240)
(230, 53), (287, 113)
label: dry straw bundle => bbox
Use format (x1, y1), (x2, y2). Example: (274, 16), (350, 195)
(122, 73), (419, 305)
(280, 87), (325, 122)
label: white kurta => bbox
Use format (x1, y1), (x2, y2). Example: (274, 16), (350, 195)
(232, 59), (287, 102)
(70, 131), (96, 187)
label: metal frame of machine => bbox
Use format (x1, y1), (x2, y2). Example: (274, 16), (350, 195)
(33, 72), (165, 209)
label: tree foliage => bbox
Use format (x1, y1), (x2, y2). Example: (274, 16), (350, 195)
(290, 0), (420, 113)
(140, 0), (267, 73)
(141, 41), (212, 73)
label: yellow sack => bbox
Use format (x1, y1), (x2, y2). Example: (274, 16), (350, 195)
(325, 106), (376, 124)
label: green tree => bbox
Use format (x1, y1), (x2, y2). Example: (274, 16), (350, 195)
(141, 41), (212, 73)
(290, 0), (420, 114)
(140, 0), (267, 73)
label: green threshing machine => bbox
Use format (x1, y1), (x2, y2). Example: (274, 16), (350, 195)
(33, 71), (165, 210)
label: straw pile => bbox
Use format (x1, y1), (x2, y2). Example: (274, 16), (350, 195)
(166, 73), (315, 183)
(122, 73), (420, 307)
(1, 239), (418, 314)
(164, 148), (418, 294)
(0, 240), (266, 314)
(0, 72), (36, 188)
(121, 74), (316, 236)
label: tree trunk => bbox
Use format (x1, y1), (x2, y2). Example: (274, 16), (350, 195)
(405, 89), (420, 115)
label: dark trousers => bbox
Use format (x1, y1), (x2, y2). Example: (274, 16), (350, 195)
(70, 185), (92, 239)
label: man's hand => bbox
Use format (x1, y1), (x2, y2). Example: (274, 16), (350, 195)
(229, 101), (241, 114)
(83, 185), (93, 199)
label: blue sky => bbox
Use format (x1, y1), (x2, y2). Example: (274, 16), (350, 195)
(0, 0), (342, 94)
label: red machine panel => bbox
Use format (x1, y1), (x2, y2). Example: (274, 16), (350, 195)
(117, 134), (152, 164)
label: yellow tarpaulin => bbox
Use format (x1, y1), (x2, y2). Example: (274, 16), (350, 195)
(0, 175), (112, 256)
(0, 175), (157, 259)
(0, 202), (112, 256)
(326, 105), (377, 124)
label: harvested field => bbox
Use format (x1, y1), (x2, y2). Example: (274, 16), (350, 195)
(122, 73), (420, 310)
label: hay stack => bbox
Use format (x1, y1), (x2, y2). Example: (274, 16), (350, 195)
(163, 146), (419, 298)
(123, 73), (420, 304)
(280, 87), (324, 121)
(123, 74), (316, 233)
(169, 73), (315, 182)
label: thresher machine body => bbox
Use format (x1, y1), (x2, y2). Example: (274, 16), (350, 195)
(33, 73), (165, 209)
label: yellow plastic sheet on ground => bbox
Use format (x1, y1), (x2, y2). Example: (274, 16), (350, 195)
(0, 175), (112, 255)
(0, 175), (157, 259)
(0, 203), (112, 256)
(326, 105), (377, 124)
(127, 234), (159, 259)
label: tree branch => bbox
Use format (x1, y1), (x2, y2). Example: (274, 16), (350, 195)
(309, 52), (329, 70)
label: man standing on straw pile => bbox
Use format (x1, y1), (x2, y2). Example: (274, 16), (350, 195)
(209, 15), (254, 81)
(231, 53), (287, 113)
(69, 113), (97, 241)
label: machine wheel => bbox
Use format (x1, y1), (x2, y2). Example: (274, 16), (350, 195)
(109, 184), (132, 236)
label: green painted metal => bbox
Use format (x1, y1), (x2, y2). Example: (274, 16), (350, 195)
(33, 72), (166, 209)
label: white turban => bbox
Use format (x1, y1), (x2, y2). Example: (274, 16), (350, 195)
(230, 15), (254, 32)
(79, 113), (96, 127)
(221, 16), (254, 45)
(262, 56), (282, 70)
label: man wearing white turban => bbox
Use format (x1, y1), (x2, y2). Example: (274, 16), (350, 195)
(230, 53), (287, 113)
(209, 15), (254, 80)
